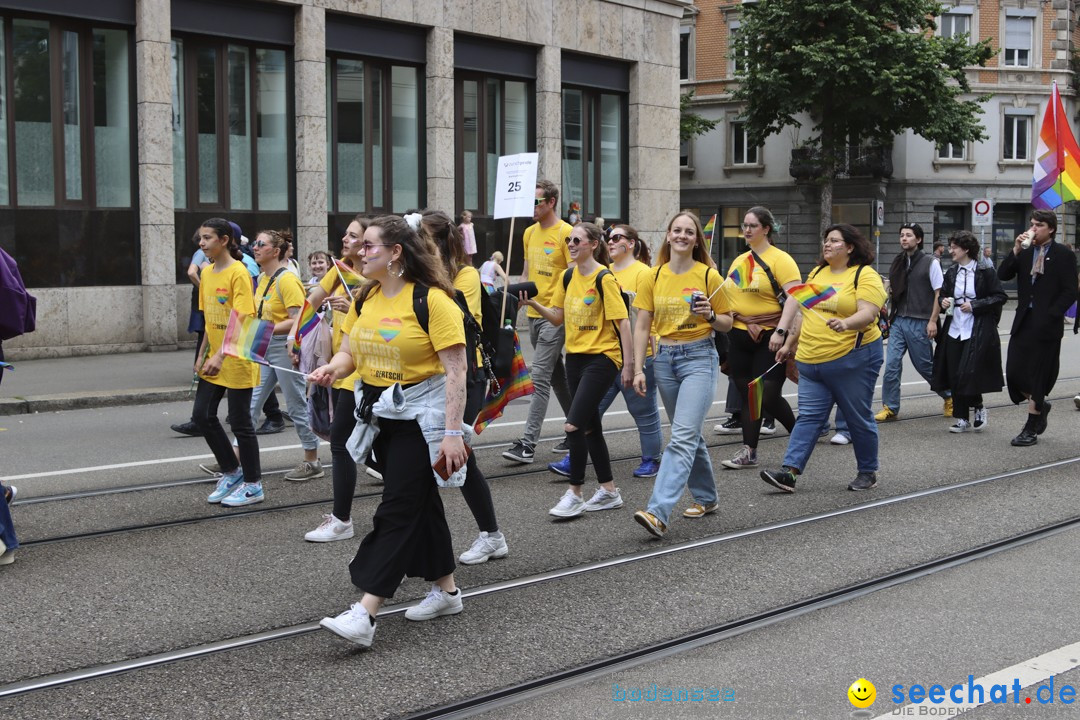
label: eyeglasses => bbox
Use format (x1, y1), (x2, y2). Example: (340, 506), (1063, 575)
(252, 240), (270, 248)
(535, 197), (551, 206)
(566, 237), (585, 246)
(359, 242), (392, 253)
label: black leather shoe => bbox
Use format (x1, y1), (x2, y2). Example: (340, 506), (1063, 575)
(1035, 403), (1052, 435)
(848, 472), (877, 491)
(255, 418), (286, 435)
(170, 420), (203, 437)
(1010, 428), (1038, 447)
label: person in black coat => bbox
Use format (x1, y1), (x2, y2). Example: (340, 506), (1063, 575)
(931, 231), (1006, 433)
(998, 208), (1080, 446)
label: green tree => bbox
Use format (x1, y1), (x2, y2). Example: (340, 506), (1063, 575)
(680, 90), (719, 142)
(732, 0), (994, 234)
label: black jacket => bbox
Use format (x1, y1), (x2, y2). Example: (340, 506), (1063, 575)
(931, 264), (1006, 396)
(998, 242), (1079, 341)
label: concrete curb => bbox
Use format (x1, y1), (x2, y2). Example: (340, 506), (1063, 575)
(0, 387), (193, 416)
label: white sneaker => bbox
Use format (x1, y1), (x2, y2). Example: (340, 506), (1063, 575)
(404, 585), (463, 621)
(829, 432), (850, 445)
(458, 531), (509, 564)
(583, 487), (624, 512)
(759, 420), (776, 435)
(949, 419), (971, 433)
(548, 489), (586, 518)
(305, 514), (354, 543)
(973, 407), (988, 431)
(1073, 394), (1080, 410)
(365, 465), (383, 481)
(320, 603), (376, 647)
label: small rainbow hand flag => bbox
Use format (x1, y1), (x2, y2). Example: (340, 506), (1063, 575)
(747, 375), (765, 423)
(332, 258), (362, 292)
(702, 214), (717, 253)
(473, 332), (535, 433)
(292, 299), (322, 354)
(0, 361), (13, 371)
(788, 283), (837, 310)
(729, 254), (755, 289)
(222, 310), (274, 365)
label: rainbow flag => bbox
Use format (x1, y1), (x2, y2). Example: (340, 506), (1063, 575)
(221, 309), (274, 365)
(788, 283), (837, 310)
(702, 214), (717, 254)
(747, 375), (764, 422)
(332, 258), (362, 292)
(729, 254), (755, 289)
(473, 332), (535, 433)
(1032, 82), (1080, 209)
(0, 361), (13, 371)
(292, 299), (321, 354)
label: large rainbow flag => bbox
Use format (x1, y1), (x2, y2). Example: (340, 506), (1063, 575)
(729, 254), (755, 289)
(292, 298), (321, 354)
(473, 331), (534, 433)
(222, 310), (274, 365)
(332, 258), (362, 292)
(1032, 82), (1080, 209)
(788, 283), (837, 311)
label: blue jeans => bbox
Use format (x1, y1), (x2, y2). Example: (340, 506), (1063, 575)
(783, 339), (883, 475)
(597, 355), (662, 460)
(251, 339), (318, 451)
(645, 338), (719, 526)
(881, 315), (948, 411)
(0, 485), (16, 551)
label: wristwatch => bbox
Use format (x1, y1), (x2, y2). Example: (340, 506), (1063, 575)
(774, 328), (788, 337)
(707, 311), (717, 323)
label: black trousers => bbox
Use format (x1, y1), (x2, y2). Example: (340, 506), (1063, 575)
(192, 379), (260, 481)
(565, 353), (619, 486)
(727, 328), (796, 447)
(349, 418), (455, 597)
(943, 334), (981, 420)
(329, 387), (359, 521)
(1005, 314), (1060, 411)
(460, 373), (498, 532)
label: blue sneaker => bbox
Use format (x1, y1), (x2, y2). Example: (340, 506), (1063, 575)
(632, 457), (660, 478)
(207, 469), (243, 503)
(548, 454), (571, 477)
(220, 481), (265, 507)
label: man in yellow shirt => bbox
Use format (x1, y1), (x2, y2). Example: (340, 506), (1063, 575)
(503, 180), (574, 464)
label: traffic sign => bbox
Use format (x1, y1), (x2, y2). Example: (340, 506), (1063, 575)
(875, 200), (885, 227)
(972, 198), (993, 226)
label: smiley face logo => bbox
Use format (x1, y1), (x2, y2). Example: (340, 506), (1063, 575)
(847, 678), (876, 709)
(583, 288), (597, 306)
(543, 240), (556, 255)
(377, 317), (402, 342)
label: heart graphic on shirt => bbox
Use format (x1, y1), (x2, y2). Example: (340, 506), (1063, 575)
(215, 287), (229, 304)
(583, 288), (597, 306)
(681, 287), (700, 303)
(543, 240), (557, 256)
(378, 317), (402, 342)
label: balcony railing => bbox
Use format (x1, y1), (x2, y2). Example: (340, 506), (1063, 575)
(790, 144), (893, 181)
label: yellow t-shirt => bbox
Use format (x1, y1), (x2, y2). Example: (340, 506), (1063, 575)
(198, 260), (260, 389)
(550, 266), (628, 369)
(613, 260), (654, 357)
(454, 266), (483, 325)
(318, 270), (360, 390)
(341, 283), (466, 387)
(795, 264), (888, 364)
(633, 262), (731, 342)
(523, 220), (573, 318)
(255, 270), (305, 325)
(725, 245), (802, 330)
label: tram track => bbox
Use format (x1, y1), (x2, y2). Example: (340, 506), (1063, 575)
(3, 453), (1077, 702)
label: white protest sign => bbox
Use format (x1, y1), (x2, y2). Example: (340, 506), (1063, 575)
(493, 152), (539, 219)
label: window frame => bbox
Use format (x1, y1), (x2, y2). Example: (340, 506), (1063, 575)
(723, 114), (763, 177)
(559, 83), (628, 222)
(1002, 15), (1033, 68)
(679, 24), (694, 82)
(172, 32), (293, 212)
(325, 52), (424, 215)
(1001, 111), (1033, 164)
(1, 14), (136, 210)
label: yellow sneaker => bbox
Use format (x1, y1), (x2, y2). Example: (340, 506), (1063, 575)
(874, 406), (898, 422)
(943, 397), (953, 417)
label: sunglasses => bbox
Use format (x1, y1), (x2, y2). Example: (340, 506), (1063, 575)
(607, 234), (628, 242)
(535, 197), (551, 206)
(566, 236), (586, 246)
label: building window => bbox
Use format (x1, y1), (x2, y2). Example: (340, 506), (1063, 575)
(325, 56), (421, 214)
(730, 22), (747, 76)
(730, 121), (759, 165)
(679, 25), (693, 82)
(562, 87), (626, 221)
(719, 206), (752, 268)
(940, 13), (971, 40)
(1003, 17), (1032, 67)
(937, 142), (966, 161)
(456, 74), (532, 217)
(171, 36), (289, 211)
(680, 138), (691, 168)
(1003, 114), (1030, 161)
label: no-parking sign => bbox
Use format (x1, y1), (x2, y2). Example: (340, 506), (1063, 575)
(972, 198), (993, 226)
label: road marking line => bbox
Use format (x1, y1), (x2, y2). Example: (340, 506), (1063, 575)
(871, 639), (1080, 717)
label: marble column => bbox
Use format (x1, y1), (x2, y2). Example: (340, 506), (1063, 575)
(535, 45), (562, 194)
(295, 5), (328, 252)
(426, 26), (455, 212)
(136, 0), (178, 350)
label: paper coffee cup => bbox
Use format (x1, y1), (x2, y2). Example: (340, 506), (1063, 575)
(1020, 231), (1032, 249)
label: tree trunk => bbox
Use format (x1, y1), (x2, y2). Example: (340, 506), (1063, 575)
(818, 167), (834, 238)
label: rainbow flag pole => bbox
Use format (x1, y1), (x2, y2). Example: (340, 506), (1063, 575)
(332, 257), (361, 294)
(702, 214), (717, 255)
(787, 282), (835, 321)
(747, 361), (782, 422)
(292, 298), (322, 355)
(220, 310), (310, 379)
(1032, 81), (1080, 210)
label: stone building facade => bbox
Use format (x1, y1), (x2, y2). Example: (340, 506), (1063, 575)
(2, 0), (686, 359)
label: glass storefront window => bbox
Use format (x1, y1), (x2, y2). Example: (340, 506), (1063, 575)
(0, 20), (8, 206)
(195, 45), (218, 205)
(335, 58), (364, 211)
(391, 65), (418, 212)
(461, 79), (478, 212)
(599, 93), (622, 218)
(93, 28), (130, 207)
(227, 45), (251, 210)
(561, 87), (626, 221)
(61, 30), (81, 201)
(255, 48), (286, 211)
(13, 19), (54, 206)
(561, 88), (583, 219)
(171, 39), (185, 208)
